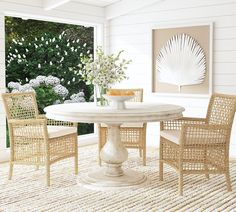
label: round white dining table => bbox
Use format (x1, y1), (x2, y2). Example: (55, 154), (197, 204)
(45, 102), (184, 189)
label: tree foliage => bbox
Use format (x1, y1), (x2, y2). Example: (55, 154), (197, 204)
(5, 17), (94, 135)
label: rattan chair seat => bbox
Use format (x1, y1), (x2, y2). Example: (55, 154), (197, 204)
(161, 129), (225, 145)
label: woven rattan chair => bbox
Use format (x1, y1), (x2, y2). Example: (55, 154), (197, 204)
(2, 92), (78, 186)
(159, 93), (236, 195)
(98, 88), (147, 165)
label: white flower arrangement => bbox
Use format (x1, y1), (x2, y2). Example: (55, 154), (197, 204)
(81, 46), (131, 88)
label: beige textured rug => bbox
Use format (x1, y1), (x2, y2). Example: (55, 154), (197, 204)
(1, 145), (236, 211)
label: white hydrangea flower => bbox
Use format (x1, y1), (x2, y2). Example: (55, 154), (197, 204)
(29, 79), (40, 88)
(53, 100), (61, 105)
(36, 75), (46, 83)
(70, 93), (86, 102)
(45, 75), (60, 86)
(64, 100), (73, 104)
(8, 82), (21, 90)
(78, 91), (85, 97)
(53, 84), (69, 97)
(11, 89), (20, 93)
(19, 84), (35, 92)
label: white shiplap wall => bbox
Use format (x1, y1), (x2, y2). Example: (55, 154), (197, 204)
(0, 0), (106, 161)
(107, 0), (236, 157)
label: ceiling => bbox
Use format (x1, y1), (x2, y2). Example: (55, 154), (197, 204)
(43, 0), (163, 20)
(72, 0), (121, 7)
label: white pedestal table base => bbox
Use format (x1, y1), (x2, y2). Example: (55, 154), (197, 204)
(80, 124), (148, 190)
(80, 168), (147, 190)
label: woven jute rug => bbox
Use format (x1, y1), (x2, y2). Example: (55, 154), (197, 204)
(1, 145), (236, 211)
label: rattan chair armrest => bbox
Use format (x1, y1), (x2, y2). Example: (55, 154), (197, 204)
(180, 123), (229, 146)
(8, 118), (47, 125)
(37, 114), (46, 119)
(182, 123), (229, 130)
(160, 117), (206, 130)
(37, 114), (77, 127)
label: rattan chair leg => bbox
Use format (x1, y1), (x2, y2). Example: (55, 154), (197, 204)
(143, 147), (146, 166)
(204, 149), (210, 179)
(46, 164), (50, 186)
(139, 149), (142, 157)
(8, 163), (13, 180)
(98, 147), (102, 166)
(225, 171), (232, 191)
(74, 157), (78, 175)
(159, 160), (163, 181)
(74, 135), (78, 175)
(159, 140), (163, 181)
(179, 172), (183, 196)
(204, 162), (210, 179)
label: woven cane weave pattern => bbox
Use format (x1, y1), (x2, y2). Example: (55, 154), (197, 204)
(1, 145), (236, 211)
(2, 92), (78, 186)
(4, 93), (38, 119)
(98, 88), (147, 165)
(160, 93), (236, 195)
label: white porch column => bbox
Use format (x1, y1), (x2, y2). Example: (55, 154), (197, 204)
(0, 12), (9, 162)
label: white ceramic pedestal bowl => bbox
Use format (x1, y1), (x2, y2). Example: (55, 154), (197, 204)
(103, 94), (134, 109)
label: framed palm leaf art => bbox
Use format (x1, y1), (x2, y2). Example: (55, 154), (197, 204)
(152, 22), (213, 96)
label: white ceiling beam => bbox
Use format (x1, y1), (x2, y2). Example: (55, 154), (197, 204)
(105, 0), (164, 20)
(43, 0), (71, 11)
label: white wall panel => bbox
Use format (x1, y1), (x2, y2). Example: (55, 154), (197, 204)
(214, 51), (236, 63)
(109, 3), (236, 26)
(214, 63), (236, 74)
(214, 39), (236, 51)
(107, 0), (236, 158)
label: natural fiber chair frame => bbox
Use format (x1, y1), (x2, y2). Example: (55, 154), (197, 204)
(98, 88), (147, 165)
(159, 93), (236, 195)
(2, 92), (78, 186)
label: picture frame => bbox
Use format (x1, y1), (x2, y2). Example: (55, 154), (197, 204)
(152, 22), (213, 96)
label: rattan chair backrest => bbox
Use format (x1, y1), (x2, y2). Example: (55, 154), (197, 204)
(2, 92), (39, 120)
(206, 93), (236, 126)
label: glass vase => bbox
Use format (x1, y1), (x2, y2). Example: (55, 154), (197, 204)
(95, 85), (107, 106)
